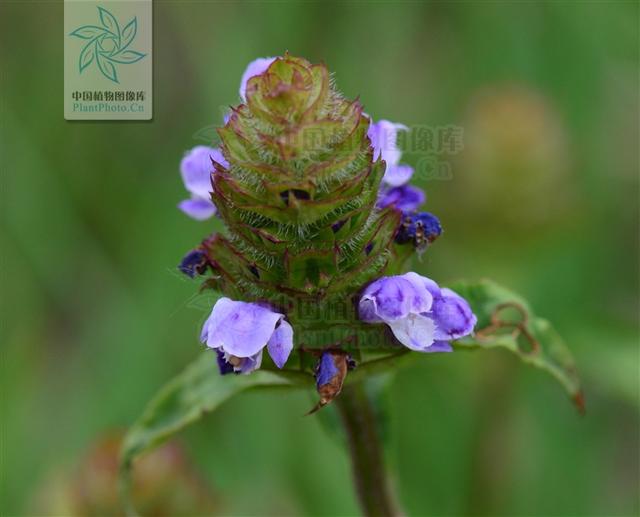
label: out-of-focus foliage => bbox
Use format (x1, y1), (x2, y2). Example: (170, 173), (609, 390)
(121, 355), (306, 498)
(30, 434), (217, 516)
(452, 279), (583, 407)
(1, 2), (638, 516)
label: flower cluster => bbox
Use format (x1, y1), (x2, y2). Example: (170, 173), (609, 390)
(369, 120), (425, 213)
(366, 116), (443, 252)
(175, 55), (476, 402)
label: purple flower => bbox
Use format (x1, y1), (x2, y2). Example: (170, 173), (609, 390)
(358, 273), (476, 352)
(178, 146), (228, 221)
(368, 119), (407, 167)
(239, 57), (276, 101)
(383, 163), (414, 187)
(201, 297), (294, 374)
(377, 184), (426, 212)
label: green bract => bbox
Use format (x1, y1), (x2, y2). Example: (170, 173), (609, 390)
(205, 55), (406, 322)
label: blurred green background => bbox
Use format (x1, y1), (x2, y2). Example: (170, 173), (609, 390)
(2, 1), (639, 515)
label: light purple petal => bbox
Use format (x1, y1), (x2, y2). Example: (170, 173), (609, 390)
(360, 277), (415, 322)
(383, 164), (414, 187)
(377, 185), (426, 212)
(424, 341), (453, 353)
(180, 146), (227, 199)
(178, 198), (216, 220)
(413, 274), (441, 299)
(430, 288), (477, 340)
(368, 119), (408, 166)
(240, 57), (276, 101)
(267, 320), (294, 368)
(211, 148), (229, 168)
(399, 272), (435, 313)
(387, 313), (436, 351)
(201, 297), (283, 358)
(359, 274), (432, 323)
(358, 297), (382, 323)
(201, 297), (235, 346)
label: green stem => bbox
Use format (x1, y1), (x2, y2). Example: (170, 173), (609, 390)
(335, 381), (401, 517)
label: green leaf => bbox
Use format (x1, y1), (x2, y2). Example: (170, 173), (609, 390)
(450, 279), (584, 412)
(119, 352), (308, 513)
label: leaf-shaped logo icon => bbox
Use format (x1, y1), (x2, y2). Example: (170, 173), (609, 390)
(120, 17), (137, 51)
(69, 6), (146, 84)
(69, 25), (106, 40)
(109, 50), (146, 65)
(79, 42), (96, 72)
(96, 52), (119, 83)
(98, 6), (120, 40)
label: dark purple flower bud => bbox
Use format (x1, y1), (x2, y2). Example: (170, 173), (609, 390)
(308, 350), (355, 414)
(395, 212), (442, 249)
(315, 351), (340, 388)
(178, 249), (208, 278)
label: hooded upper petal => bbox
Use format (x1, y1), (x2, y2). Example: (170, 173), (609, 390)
(180, 146), (227, 199)
(368, 119), (408, 166)
(429, 288), (477, 340)
(359, 273), (432, 323)
(201, 298), (284, 358)
(239, 57), (276, 101)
